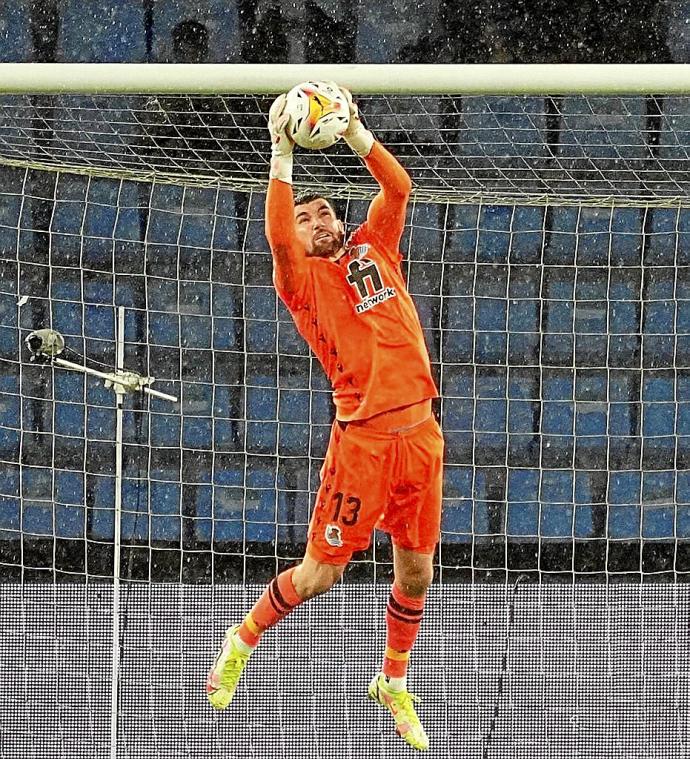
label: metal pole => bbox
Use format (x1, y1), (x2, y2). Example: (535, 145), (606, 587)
(110, 306), (125, 759)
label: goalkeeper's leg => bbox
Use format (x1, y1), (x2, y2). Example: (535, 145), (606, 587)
(368, 416), (442, 750)
(206, 556), (345, 709)
(368, 547), (434, 752)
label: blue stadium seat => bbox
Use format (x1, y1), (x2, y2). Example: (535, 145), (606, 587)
(609, 505), (641, 538)
(641, 471), (675, 538)
(442, 397), (472, 433)
(55, 504), (86, 538)
(441, 499), (472, 542)
(409, 204), (442, 262)
(475, 399), (506, 433)
(609, 471), (641, 506)
(477, 205), (511, 263)
(309, 388), (333, 428)
(506, 469), (539, 536)
(246, 320), (277, 353)
(182, 416), (213, 449)
(575, 471), (598, 538)
(276, 485), (311, 541)
(150, 413), (181, 447)
(151, 515), (181, 542)
(246, 383), (277, 422)
(510, 207), (543, 264)
(508, 299), (539, 333)
(0, 427), (19, 459)
(86, 407), (115, 441)
(540, 504), (573, 538)
(246, 421), (277, 455)
(119, 479), (149, 541)
(244, 465), (277, 543)
(90, 476), (115, 539)
(444, 207), (479, 263)
(438, 467), (472, 542)
(83, 303), (114, 340)
(192, 485), (213, 542)
(644, 302), (674, 335)
(50, 273), (81, 304)
(508, 400), (535, 434)
(55, 402), (85, 438)
(461, 97), (545, 164)
(246, 286), (276, 322)
(0, 376), (19, 428)
(0, 495), (20, 537)
(52, 300), (83, 339)
(149, 313), (179, 347)
(575, 403), (607, 436)
(150, 480), (181, 515)
(180, 314), (211, 349)
(22, 501), (54, 537)
(212, 464), (244, 542)
(642, 401), (674, 437)
(543, 401), (573, 435)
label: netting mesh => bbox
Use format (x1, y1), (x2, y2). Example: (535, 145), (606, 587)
(1, 94), (689, 204)
(1, 89), (690, 757)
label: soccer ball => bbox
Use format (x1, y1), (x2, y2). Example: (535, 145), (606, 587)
(284, 81), (350, 150)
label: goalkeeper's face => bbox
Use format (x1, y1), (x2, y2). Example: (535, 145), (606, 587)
(294, 198), (345, 258)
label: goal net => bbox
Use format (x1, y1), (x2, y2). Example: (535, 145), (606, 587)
(1, 64), (689, 758)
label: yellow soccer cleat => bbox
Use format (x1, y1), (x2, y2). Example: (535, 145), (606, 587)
(206, 625), (251, 710)
(367, 673), (429, 751)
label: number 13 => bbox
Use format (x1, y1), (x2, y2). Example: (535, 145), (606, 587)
(332, 491), (361, 526)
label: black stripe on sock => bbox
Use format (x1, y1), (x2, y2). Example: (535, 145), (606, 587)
(386, 605), (421, 625)
(270, 578), (295, 614)
(267, 585), (285, 616)
(388, 594), (424, 619)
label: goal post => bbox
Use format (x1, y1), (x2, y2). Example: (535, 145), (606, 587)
(1, 64), (690, 757)
(1, 62), (690, 95)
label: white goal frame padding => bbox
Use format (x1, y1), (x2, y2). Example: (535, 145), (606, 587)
(1, 63), (690, 95)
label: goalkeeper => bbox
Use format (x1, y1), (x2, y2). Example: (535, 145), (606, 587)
(206, 88), (443, 752)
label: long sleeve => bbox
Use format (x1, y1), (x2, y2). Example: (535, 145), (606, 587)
(265, 179), (307, 299)
(363, 142), (412, 254)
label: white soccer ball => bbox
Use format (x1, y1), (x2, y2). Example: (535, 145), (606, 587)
(284, 81), (350, 150)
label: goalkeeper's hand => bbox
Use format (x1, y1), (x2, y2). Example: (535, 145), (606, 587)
(341, 88), (374, 158)
(268, 93), (294, 183)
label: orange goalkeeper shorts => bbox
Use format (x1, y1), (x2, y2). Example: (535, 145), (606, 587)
(306, 414), (444, 565)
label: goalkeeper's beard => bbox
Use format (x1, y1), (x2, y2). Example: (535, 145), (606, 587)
(308, 229), (345, 259)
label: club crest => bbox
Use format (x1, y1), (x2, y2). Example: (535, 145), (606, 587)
(349, 243), (370, 260)
(325, 523), (343, 547)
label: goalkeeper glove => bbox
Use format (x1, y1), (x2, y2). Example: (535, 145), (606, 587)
(341, 88), (375, 158)
(268, 93), (294, 183)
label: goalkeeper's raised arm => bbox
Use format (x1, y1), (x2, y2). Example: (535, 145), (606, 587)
(264, 93), (306, 298)
(340, 88), (412, 257)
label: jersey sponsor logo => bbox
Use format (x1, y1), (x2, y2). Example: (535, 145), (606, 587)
(346, 257), (397, 314)
(325, 523), (343, 547)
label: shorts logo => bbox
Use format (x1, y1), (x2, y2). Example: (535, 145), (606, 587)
(325, 523), (343, 547)
(346, 257), (397, 314)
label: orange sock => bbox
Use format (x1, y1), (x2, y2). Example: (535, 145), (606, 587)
(237, 567), (303, 648)
(383, 583), (426, 679)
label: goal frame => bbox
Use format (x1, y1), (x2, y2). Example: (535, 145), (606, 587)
(0, 62), (689, 95)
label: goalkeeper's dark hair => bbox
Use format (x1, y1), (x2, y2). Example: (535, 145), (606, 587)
(294, 191), (342, 219)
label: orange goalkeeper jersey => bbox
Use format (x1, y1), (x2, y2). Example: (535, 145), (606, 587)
(266, 143), (438, 422)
